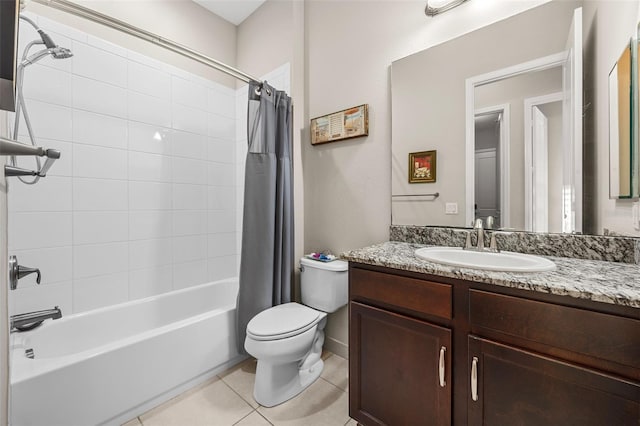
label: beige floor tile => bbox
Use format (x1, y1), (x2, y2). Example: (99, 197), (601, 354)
(219, 357), (259, 408)
(140, 380), (253, 426)
(257, 377), (349, 426)
(320, 354), (348, 391)
(344, 418), (357, 426)
(234, 411), (272, 426)
(121, 418), (142, 426)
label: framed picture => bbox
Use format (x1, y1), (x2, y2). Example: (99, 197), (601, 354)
(310, 104), (369, 145)
(409, 150), (437, 183)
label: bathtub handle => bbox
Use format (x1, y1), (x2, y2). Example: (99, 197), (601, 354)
(9, 255), (41, 290)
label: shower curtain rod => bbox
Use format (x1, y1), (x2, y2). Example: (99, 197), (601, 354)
(30, 0), (261, 85)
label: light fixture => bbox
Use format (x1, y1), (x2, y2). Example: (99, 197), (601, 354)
(425, 0), (469, 17)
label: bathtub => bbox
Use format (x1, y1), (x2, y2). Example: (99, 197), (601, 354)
(10, 278), (243, 426)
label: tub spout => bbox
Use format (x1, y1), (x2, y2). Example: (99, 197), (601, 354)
(11, 306), (62, 332)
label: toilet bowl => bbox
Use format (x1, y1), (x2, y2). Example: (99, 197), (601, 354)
(244, 258), (348, 407)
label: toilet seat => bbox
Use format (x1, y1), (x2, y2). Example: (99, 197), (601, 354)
(246, 303), (323, 341)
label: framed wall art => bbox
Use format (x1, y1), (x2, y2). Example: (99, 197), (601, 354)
(310, 104), (369, 145)
(409, 150), (437, 183)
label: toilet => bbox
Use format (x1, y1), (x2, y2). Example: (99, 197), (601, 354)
(244, 257), (348, 407)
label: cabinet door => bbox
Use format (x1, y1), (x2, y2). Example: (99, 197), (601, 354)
(350, 301), (451, 426)
(468, 336), (640, 426)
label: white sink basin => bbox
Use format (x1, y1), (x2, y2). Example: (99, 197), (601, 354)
(414, 247), (556, 272)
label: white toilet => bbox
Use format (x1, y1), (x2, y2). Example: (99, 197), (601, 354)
(244, 257), (348, 407)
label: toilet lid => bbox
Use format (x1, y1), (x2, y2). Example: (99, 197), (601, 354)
(246, 303), (321, 340)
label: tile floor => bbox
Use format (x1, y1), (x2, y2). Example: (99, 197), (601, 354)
(122, 352), (356, 426)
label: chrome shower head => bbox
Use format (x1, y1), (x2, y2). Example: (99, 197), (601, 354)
(18, 14), (73, 61)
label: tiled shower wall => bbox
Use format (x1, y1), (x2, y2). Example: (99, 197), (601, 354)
(7, 13), (252, 316)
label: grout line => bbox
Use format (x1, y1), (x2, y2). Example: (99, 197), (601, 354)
(231, 408), (256, 426)
(319, 376), (348, 394)
(218, 376), (259, 412)
(255, 410), (274, 425)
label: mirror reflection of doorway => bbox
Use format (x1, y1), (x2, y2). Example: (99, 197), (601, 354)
(474, 110), (504, 229)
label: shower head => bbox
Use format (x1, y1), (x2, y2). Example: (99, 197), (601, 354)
(18, 14), (73, 59)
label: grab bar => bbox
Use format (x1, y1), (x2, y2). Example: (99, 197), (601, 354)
(0, 136), (60, 158)
(1, 137), (61, 178)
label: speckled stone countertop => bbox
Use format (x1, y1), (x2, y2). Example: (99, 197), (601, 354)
(341, 241), (640, 309)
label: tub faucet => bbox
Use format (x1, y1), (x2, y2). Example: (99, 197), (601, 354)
(11, 306), (62, 332)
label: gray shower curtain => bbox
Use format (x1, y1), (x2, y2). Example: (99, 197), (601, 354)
(236, 81), (293, 352)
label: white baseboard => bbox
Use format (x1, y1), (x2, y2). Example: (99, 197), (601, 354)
(324, 336), (348, 359)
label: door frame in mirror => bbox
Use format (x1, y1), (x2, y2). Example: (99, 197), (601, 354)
(465, 51), (566, 228)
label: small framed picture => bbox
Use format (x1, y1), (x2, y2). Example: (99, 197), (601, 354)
(409, 150), (437, 183)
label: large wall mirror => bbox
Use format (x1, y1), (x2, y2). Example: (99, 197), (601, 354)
(391, 0), (640, 235)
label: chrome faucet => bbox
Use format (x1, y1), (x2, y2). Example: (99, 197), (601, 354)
(11, 306), (62, 332)
(464, 219), (500, 252)
(9, 255), (41, 290)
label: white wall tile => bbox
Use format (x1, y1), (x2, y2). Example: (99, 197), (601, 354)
(172, 76), (207, 110)
(172, 157), (207, 185)
(9, 212), (72, 251)
(128, 122), (172, 155)
(16, 100), (72, 142)
(129, 265), (173, 300)
(128, 61), (171, 99)
(73, 178), (128, 211)
(208, 113), (235, 140)
(129, 181), (172, 210)
(8, 176), (72, 212)
(10, 246), (73, 287)
(207, 163), (235, 186)
(207, 138), (235, 164)
(127, 50), (164, 70)
(173, 210), (207, 237)
(172, 103), (207, 135)
(207, 256), (238, 282)
(208, 88), (235, 118)
(73, 211), (128, 245)
(21, 64), (72, 107)
(173, 184), (207, 210)
(128, 151), (172, 182)
(73, 242), (129, 279)
(129, 211), (172, 240)
(208, 186), (236, 210)
(72, 41), (127, 87)
(172, 235), (207, 264)
(129, 238), (172, 270)
(73, 144), (128, 180)
(172, 130), (206, 159)
(73, 272), (128, 313)
(207, 233), (237, 258)
(72, 75), (127, 118)
(73, 110), (128, 149)
(10, 281), (73, 316)
(128, 91), (171, 127)
(173, 260), (208, 290)
(207, 209), (236, 234)
(38, 16), (88, 43)
(87, 35), (128, 57)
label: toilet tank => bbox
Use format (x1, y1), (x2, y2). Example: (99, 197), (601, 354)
(300, 258), (348, 313)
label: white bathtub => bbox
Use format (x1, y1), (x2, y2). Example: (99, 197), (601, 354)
(10, 278), (242, 426)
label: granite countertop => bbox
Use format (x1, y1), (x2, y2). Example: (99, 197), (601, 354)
(341, 241), (640, 309)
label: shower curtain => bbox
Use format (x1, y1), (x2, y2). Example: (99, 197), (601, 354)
(236, 81), (293, 352)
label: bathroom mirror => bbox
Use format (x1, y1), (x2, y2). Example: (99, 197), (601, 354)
(609, 40), (633, 199)
(391, 1), (583, 232)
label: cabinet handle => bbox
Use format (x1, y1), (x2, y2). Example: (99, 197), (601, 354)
(471, 356), (479, 402)
(438, 346), (446, 387)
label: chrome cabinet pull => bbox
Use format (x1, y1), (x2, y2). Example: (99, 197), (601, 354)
(438, 346), (446, 387)
(471, 356), (479, 401)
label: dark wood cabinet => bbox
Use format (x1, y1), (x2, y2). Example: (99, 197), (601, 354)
(348, 263), (640, 426)
(350, 301), (451, 426)
(467, 336), (640, 426)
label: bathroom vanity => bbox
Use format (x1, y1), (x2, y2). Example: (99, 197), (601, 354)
(343, 241), (640, 426)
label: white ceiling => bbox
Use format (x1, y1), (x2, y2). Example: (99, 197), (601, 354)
(192, 0), (267, 25)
